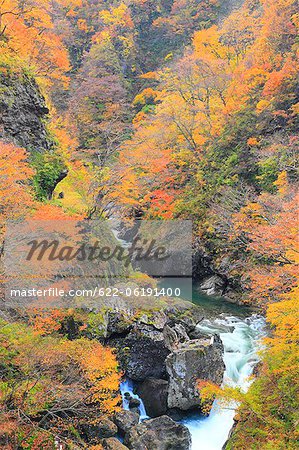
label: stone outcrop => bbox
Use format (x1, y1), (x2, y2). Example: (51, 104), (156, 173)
(192, 237), (244, 303)
(0, 71), (52, 152)
(136, 378), (168, 417)
(166, 334), (225, 410)
(114, 410), (139, 435)
(79, 417), (117, 443)
(117, 323), (170, 381)
(106, 311), (134, 337)
(164, 305), (205, 335)
(138, 310), (168, 330)
(105, 304), (225, 417)
(124, 416), (192, 450)
(199, 275), (227, 297)
(163, 323), (190, 350)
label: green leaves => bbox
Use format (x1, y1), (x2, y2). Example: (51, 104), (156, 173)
(31, 151), (66, 201)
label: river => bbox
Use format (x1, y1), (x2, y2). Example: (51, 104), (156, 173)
(120, 283), (266, 449)
(112, 223), (265, 448)
(180, 313), (265, 449)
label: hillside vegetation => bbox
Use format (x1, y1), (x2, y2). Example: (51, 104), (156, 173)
(0, 0), (298, 448)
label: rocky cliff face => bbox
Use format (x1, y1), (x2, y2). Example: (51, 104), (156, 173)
(0, 70), (52, 152)
(193, 239), (243, 304)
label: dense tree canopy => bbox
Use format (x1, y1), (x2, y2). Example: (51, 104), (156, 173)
(0, 0), (298, 447)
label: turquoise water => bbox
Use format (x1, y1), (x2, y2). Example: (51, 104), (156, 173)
(159, 277), (253, 317)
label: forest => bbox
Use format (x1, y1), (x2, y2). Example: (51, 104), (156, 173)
(0, 0), (298, 449)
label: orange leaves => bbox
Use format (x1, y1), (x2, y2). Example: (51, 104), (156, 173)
(65, 338), (121, 413)
(197, 379), (226, 415)
(0, 0), (70, 86)
(0, 141), (35, 230)
(114, 25), (234, 218)
(0, 318), (121, 430)
(99, 3), (133, 29)
(0, 141), (34, 184)
(77, 18), (88, 32)
(133, 88), (159, 107)
(144, 190), (177, 219)
(233, 202), (265, 234)
(193, 26), (224, 60)
(263, 68), (289, 97)
(0, 142), (83, 289)
(30, 204), (75, 220)
(247, 137), (259, 146)
(267, 286), (299, 344)
(28, 309), (67, 335)
(274, 170), (289, 195)
(139, 71), (158, 80)
(232, 177), (299, 304)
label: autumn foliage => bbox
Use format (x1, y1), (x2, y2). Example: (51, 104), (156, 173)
(0, 141), (34, 237)
(0, 0), (70, 87)
(0, 319), (121, 448)
(0, 0), (298, 447)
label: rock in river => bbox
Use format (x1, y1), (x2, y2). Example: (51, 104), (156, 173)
(124, 416), (192, 450)
(199, 275), (226, 296)
(166, 334), (225, 410)
(114, 410), (139, 435)
(136, 378), (168, 417)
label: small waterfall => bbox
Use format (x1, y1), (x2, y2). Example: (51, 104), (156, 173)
(120, 378), (148, 421)
(181, 314), (266, 450)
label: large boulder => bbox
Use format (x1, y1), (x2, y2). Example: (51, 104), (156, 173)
(138, 311), (168, 330)
(117, 323), (170, 381)
(136, 378), (168, 417)
(79, 418), (117, 443)
(106, 311), (133, 337)
(166, 334), (225, 411)
(164, 305), (205, 336)
(124, 416), (192, 450)
(102, 437), (129, 449)
(114, 411), (139, 435)
(163, 323), (189, 350)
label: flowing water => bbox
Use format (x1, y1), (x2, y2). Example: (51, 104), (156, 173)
(181, 314), (266, 450)
(120, 378), (148, 421)
(119, 314), (265, 449)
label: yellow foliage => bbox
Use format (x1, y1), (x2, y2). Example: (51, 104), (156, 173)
(256, 99), (271, 113)
(274, 170), (288, 195)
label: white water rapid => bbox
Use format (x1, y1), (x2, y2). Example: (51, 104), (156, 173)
(120, 378), (148, 421)
(181, 314), (266, 450)
(119, 314), (265, 449)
